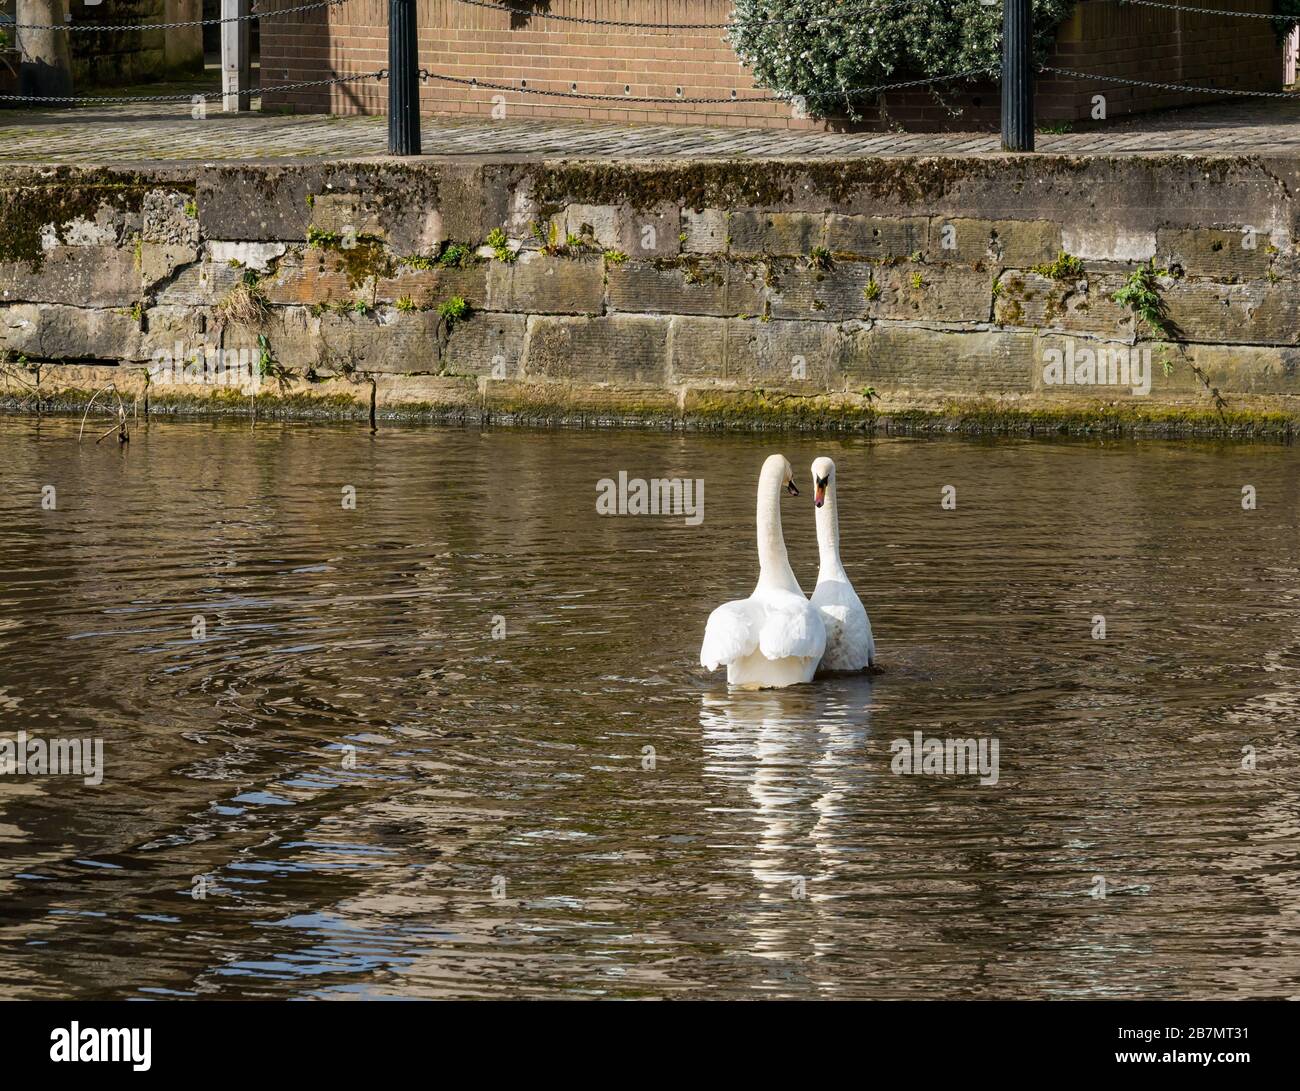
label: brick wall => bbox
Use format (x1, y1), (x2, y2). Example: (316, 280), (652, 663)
(1040, 0), (1286, 120)
(258, 0), (1284, 130)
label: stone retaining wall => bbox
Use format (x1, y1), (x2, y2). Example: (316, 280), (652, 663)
(2, 156), (1300, 436)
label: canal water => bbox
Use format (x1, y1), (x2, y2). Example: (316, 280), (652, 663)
(0, 417), (1297, 999)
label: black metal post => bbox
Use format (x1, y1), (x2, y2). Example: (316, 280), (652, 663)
(388, 0), (421, 156)
(1000, 0), (1034, 152)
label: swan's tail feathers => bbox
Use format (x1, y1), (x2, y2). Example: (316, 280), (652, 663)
(700, 600), (760, 671)
(758, 599), (827, 663)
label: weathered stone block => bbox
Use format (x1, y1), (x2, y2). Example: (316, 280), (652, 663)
(619, 204), (681, 259)
(563, 203), (681, 260)
(197, 166), (317, 242)
(322, 308), (441, 374)
(142, 189), (199, 247)
(198, 164), (444, 250)
(1030, 338), (1300, 400)
(373, 262), (487, 308)
(563, 204), (620, 249)
(486, 251), (604, 314)
(207, 241), (287, 272)
(1, 363), (150, 404)
(0, 303), (142, 361)
(1171, 343), (1300, 396)
(140, 306), (212, 363)
(682, 209), (727, 254)
(219, 309), (312, 370)
(860, 264), (993, 324)
(1061, 223), (1156, 263)
(0, 246), (140, 307)
(221, 306), (441, 374)
(670, 316), (837, 387)
(826, 216), (927, 260)
(1156, 227), (1277, 281)
(1030, 336), (1168, 396)
(9, 187), (144, 259)
(310, 193), (387, 240)
(154, 256), (244, 307)
(196, 165), (424, 248)
(932, 218), (1062, 268)
(375, 373), (479, 411)
(728, 211), (826, 257)
(261, 249), (355, 307)
(607, 258), (764, 317)
(766, 261), (875, 322)
(262, 241), (396, 306)
(444, 161), (522, 251)
(523, 315), (668, 384)
(140, 242), (200, 291)
(839, 326), (1035, 393)
(994, 271), (1135, 334)
(1162, 280), (1300, 344)
(442, 312), (527, 378)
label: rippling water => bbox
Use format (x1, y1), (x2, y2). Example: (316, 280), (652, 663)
(0, 416), (1298, 999)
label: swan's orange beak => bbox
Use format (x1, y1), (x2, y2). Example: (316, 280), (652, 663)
(814, 483), (825, 508)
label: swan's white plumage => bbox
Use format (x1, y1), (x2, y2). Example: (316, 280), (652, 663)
(811, 583), (874, 670)
(758, 590), (825, 662)
(700, 599), (761, 671)
(699, 454), (826, 689)
(810, 456), (875, 672)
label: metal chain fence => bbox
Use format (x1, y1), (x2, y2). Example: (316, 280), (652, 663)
(9, 0), (349, 32)
(0, 1), (1295, 113)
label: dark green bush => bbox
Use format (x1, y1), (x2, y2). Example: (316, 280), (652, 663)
(728, 0), (1076, 119)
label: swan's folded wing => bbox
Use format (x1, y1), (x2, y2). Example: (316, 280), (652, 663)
(814, 579), (873, 668)
(700, 600), (761, 670)
(815, 602), (848, 656)
(839, 600), (875, 667)
(861, 607), (876, 666)
(758, 597), (826, 663)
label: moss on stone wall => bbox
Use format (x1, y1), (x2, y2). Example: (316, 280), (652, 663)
(0, 184), (150, 270)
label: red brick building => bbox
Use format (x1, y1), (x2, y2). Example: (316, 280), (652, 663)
(258, 0), (1287, 130)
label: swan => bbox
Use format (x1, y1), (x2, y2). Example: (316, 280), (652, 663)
(810, 457), (875, 671)
(700, 454), (827, 689)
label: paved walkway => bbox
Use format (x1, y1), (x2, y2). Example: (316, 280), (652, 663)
(3, 89), (1300, 162)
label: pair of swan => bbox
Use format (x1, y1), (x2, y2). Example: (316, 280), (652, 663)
(700, 454), (875, 689)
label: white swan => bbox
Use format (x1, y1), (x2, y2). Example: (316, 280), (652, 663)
(700, 454), (827, 689)
(810, 457), (875, 671)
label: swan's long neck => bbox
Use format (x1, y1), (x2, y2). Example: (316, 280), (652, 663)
(755, 462), (802, 594)
(816, 478), (848, 581)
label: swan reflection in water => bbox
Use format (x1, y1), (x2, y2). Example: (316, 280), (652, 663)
(698, 673), (881, 971)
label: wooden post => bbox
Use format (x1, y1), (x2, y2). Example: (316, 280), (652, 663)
(222, 0), (251, 113)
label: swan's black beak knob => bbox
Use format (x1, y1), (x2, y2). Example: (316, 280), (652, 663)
(785, 481), (799, 496)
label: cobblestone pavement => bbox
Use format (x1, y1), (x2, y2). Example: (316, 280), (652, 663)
(3, 93), (1300, 162)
